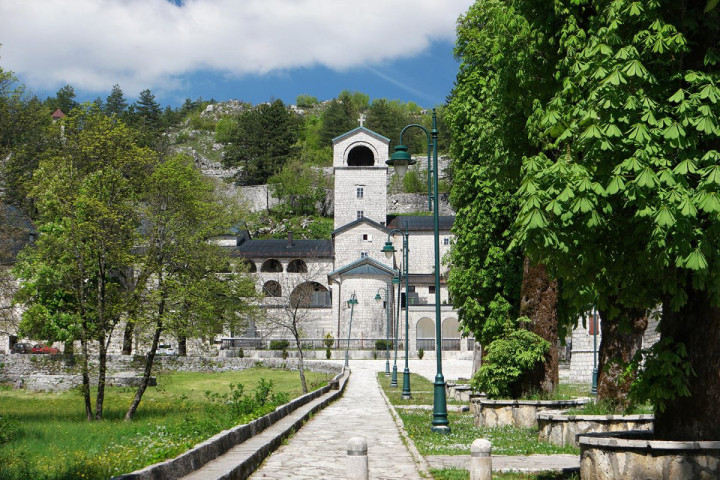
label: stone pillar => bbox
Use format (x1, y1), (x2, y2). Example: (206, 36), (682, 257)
(470, 438), (492, 480)
(346, 436), (368, 480)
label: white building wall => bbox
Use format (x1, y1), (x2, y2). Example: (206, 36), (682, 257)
(334, 168), (387, 228)
(334, 224), (394, 270)
(334, 276), (395, 342)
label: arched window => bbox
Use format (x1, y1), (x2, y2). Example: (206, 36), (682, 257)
(416, 317), (435, 351)
(290, 282), (331, 308)
(347, 145), (375, 166)
(442, 317), (461, 351)
(263, 280), (282, 297)
(241, 259), (257, 273)
(287, 259), (308, 273)
(261, 258), (283, 273)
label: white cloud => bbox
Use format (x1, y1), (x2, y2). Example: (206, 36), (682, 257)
(0, 0), (472, 97)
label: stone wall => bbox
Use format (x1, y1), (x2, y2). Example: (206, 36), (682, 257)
(538, 412), (654, 447)
(579, 431), (720, 480)
(0, 354), (342, 391)
(471, 398), (589, 428)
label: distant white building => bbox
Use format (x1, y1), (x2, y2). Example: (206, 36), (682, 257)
(227, 126), (465, 356)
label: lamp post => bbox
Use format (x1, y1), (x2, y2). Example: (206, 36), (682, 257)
(374, 286), (391, 376)
(382, 226), (412, 399)
(390, 275), (401, 386)
(344, 293), (358, 368)
(387, 108), (450, 433)
(591, 308), (598, 396)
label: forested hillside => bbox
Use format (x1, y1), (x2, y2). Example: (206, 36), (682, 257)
(1, 72), (452, 241)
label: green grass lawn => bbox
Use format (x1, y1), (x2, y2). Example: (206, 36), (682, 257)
(377, 372), (464, 406)
(0, 367), (330, 480)
(376, 372), (579, 457)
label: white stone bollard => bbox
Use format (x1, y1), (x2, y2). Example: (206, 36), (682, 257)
(470, 438), (492, 480)
(346, 436), (368, 480)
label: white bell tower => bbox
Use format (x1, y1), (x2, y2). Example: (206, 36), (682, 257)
(331, 127), (390, 230)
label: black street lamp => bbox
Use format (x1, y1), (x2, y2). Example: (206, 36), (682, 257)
(382, 226), (412, 399)
(344, 293), (358, 368)
(390, 275), (401, 387)
(386, 109), (450, 433)
(374, 286), (391, 376)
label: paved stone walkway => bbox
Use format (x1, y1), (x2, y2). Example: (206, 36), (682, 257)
(249, 360), (424, 480)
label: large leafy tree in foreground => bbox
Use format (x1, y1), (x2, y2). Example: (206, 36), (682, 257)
(14, 106), (155, 420)
(124, 154), (257, 420)
(513, 0), (720, 439)
(447, 0), (564, 396)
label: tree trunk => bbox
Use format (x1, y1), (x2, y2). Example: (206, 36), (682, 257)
(80, 336), (93, 421)
(596, 307), (647, 407)
(654, 290), (720, 440)
(178, 336), (187, 356)
(125, 320), (163, 421)
(472, 341), (483, 377)
(517, 258), (559, 395)
(95, 336), (108, 420)
(122, 320), (134, 355)
(294, 335), (308, 394)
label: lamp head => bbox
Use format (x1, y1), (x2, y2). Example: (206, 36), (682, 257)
(382, 240), (396, 259)
(392, 276), (401, 285)
(374, 292), (382, 302)
(386, 144), (416, 178)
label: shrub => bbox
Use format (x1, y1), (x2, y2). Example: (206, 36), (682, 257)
(471, 324), (550, 399)
(375, 339), (393, 350)
(323, 333), (334, 348)
(418, 348), (425, 359)
(187, 112), (216, 131)
(270, 340), (290, 350)
(0, 416), (18, 446)
(215, 117), (237, 143)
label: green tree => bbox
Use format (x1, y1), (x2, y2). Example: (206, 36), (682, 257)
(0, 67), (50, 212)
(268, 159), (328, 216)
(510, 1), (720, 439)
(14, 106), (155, 420)
(222, 99), (299, 185)
(365, 98), (408, 147)
(124, 154), (257, 420)
(105, 84), (127, 117)
(447, 0), (563, 395)
(319, 97), (357, 146)
(130, 89), (164, 148)
(46, 84), (78, 114)
(295, 94), (319, 108)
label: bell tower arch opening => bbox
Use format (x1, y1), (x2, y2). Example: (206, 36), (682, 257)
(347, 145), (375, 166)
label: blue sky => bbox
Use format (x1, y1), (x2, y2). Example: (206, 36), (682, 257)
(0, 0), (473, 109)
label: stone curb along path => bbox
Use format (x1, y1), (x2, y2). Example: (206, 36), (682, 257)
(113, 368), (349, 480)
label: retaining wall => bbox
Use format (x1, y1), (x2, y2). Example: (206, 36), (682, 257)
(538, 412), (654, 447)
(579, 431), (720, 480)
(471, 398), (589, 428)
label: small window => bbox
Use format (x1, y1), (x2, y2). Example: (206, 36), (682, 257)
(408, 285), (416, 293)
(357, 211), (364, 220)
(429, 286), (436, 294)
(357, 187), (364, 199)
(362, 233), (372, 241)
(360, 252), (368, 258)
(443, 238), (450, 246)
